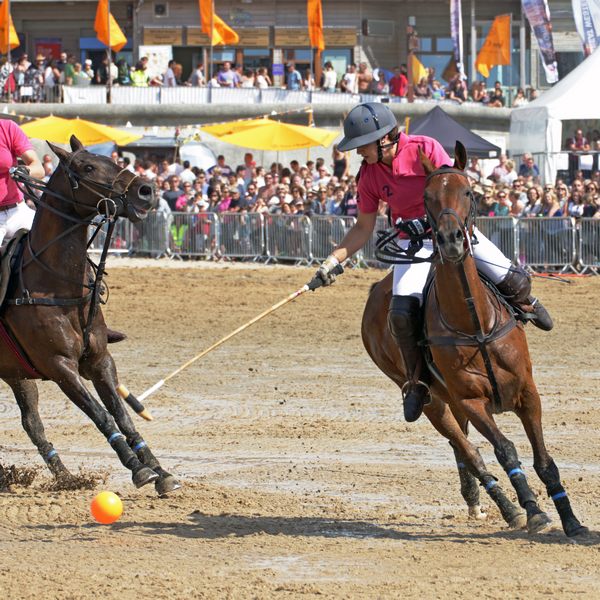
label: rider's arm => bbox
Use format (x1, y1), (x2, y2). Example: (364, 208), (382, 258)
(20, 149), (44, 179)
(329, 209), (378, 263)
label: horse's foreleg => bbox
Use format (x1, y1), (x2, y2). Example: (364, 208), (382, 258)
(89, 354), (181, 496)
(517, 393), (588, 538)
(424, 397), (524, 527)
(53, 363), (158, 489)
(464, 399), (551, 534)
(7, 378), (74, 481)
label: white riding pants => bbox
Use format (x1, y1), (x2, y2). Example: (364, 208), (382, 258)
(392, 227), (512, 303)
(0, 201), (36, 247)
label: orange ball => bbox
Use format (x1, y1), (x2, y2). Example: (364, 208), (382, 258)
(90, 491), (123, 524)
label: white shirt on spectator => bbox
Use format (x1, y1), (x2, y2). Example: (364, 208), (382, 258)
(256, 75), (269, 89)
(179, 168), (196, 185)
(163, 67), (176, 87)
(323, 70), (337, 91)
(342, 72), (357, 94)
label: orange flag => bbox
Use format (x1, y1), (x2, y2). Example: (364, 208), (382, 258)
(199, 0), (239, 46)
(0, 0), (20, 54)
(476, 14), (511, 78)
(307, 0), (325, 52)
(94, 0), (127, 52)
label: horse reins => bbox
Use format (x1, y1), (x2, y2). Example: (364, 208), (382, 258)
(424, 166), (515, 413)
(10, 156), (140, 350)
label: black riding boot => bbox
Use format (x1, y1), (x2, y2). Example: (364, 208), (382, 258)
(496, 268), (553, 331)
(388, 295), (432, 423)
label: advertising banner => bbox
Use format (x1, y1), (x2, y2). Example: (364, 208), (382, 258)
(449, 0), (466, 78)
(572, 0), (600, 55)
(522, 0), (559, 83)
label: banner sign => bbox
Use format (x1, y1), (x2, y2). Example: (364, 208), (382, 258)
(522, 0), (559, 83)
(449, 0), (466, 78)
(572, 0), (600, 55)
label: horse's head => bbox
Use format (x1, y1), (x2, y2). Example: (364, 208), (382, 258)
(47, 136), (156, 222)
(420, 140), (475, 263)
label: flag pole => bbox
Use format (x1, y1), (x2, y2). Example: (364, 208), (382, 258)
(209, 0), (214, 85)
(107, 0), (113, 103)
(6, 0), (12, 103)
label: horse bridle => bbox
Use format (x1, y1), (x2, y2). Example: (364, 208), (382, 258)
(424, 166), (477, 263)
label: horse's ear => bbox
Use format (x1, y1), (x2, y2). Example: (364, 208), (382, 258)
(453, 141), (467, 171)
(419, 147), (436, 175)
(47, 141), (70, 164)
(70, 135), (85, 153)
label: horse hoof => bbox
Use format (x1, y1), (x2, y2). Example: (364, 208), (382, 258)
(132, 467), (159, 488)
(468, 505), (487, 520)
(155, 475), (182, 496)
(566, 524), (589, 539)
(527, 512), (552, 534)
(508, 512), (528, 530)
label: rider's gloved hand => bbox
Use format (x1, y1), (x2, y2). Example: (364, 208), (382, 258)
(9, 165), (30, 180)
(308, 255), (344, 290)
(395, 217), (429, 240)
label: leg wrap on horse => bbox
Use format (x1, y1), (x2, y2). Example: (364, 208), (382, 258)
(495, 440), (538, 508)
(497, 267), (553, 331)
(388, 295), (431, 422)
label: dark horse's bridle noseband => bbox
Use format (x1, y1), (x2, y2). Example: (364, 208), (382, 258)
(10, 151), (142, 351)
(423, 166), (516, 413)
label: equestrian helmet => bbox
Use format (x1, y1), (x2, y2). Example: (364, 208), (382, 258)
(337, 102), (397, 152)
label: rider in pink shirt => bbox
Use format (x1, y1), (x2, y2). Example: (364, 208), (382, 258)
(0, 119), (44, 245)
(311, 102), (553, 423)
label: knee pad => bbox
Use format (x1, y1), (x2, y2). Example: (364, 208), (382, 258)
(387, 295), (421, 340)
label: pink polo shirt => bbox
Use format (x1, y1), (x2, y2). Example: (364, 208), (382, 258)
(357, 131), (452, 222)
(0, 119), (33, 207)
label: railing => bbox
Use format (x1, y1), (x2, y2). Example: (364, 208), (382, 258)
(88, 213), (600, 274)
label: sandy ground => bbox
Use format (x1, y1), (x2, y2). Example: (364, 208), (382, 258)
(0, 259), (599, 599)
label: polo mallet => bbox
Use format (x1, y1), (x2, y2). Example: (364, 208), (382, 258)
(117, 264), (343, 414)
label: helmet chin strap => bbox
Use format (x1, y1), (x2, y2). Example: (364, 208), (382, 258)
(377, 134), (400, 163)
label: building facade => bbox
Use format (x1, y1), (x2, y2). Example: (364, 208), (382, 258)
(10, 0), (585, 89)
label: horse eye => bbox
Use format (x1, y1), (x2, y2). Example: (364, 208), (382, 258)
(84, 164), (94, 173)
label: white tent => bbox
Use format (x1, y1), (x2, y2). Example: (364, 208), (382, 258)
(510, 47), (600, 183)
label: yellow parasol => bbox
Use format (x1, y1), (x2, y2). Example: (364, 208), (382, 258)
(21, 115), (142, 146)
(201, 118), (338, 151)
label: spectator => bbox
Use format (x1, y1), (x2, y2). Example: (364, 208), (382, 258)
(240, 68), (255, 88)
(499, 159), (518, 186)
(284, 62), (302, 91)
(488, 81), (505, 107)
(217, 61), (238, 88)
(389, 64), (408, 98)
(303, 68), (315, 91)
(356, 62), (373, 94)
(488, 154), (509, 183)
(429, 79), (445, 100)
(491, 188), (511, 216)
(332, 144), (348, 180)
(465, 156), (483, 183)
(446, 75), (468, 104)
(513, 87), (528, 107)
(188, 63), (205, 86)
(540, 187), (562, 217)
(255, 67), (271, 88)
(209, 155), (232, 177)
(518, 154), (540, 181)
(43, 59), (60, 101)
(321, 61), (337, 93)
(82, 58), (95, 81)
(131, 61), (149, 86)
(163, 60), (177, 87)
(471, 80), (490, 104)
(523, 185), (543, 217)
(326, 186), (345, 215)
(340, 63), (358, 94)
(116, 58), (131, 85)
(179, 160), (196, 185)
(72, 62), (92, 87)
(162, 175), (182, 211)
(414, 77), (431, 99)
(511, 178), (528, 204)
(63, 54), (76, 86)
(340, 180), (358, 216)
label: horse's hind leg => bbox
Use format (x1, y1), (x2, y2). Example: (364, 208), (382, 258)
(517, 392), (588, 538)
(7, 378), (74, 482)
(89, 354), (181, 496)
(424, 398), (525, 527)
(464, 400), (551, 534)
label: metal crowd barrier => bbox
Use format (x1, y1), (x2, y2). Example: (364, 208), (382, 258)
(578, 218), (600, 274)
(91, 213), (600, 274)
(264, 214), (312, 264)
(517, 217), (577, 273)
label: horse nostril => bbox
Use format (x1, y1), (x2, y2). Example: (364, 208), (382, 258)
(138, 184), (153, 198)
(456, 229), (463, 240)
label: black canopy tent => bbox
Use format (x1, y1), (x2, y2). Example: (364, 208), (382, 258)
(407, 106), (501, 159)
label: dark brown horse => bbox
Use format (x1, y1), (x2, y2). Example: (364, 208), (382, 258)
(362, 141), (587, 538)
(3, 136), (179, 495)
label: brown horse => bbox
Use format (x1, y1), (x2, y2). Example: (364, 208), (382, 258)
(362, 141), (587, 538)
(3, 136), (179, 495)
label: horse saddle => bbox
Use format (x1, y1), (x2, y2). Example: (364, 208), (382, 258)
(0, 228), (28, 309)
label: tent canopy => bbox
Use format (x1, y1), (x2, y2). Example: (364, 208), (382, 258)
(510, 47), (600, 182)
(408, 106), (501, 158)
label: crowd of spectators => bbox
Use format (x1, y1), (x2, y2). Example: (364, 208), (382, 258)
(0, 51), (538, 107)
